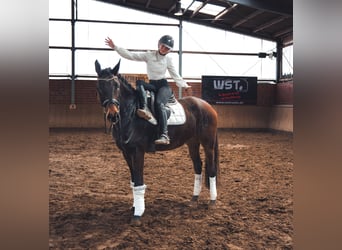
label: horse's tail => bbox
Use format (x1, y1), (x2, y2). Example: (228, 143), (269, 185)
(205, 132), (220, 189)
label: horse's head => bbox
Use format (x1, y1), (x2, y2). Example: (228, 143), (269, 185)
(95, 59), (121, 120)
(95, 60), (144, 145)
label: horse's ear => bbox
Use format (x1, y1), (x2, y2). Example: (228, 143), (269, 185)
(112, 59), (121, 76)
(95, 60), (101, 75)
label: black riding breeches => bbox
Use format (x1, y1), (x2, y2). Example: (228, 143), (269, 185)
(136, 79), (172, 135)
(136, 79), (172, 106)
(136, 79), (157, 92)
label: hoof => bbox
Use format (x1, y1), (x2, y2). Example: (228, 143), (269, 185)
(188, 196), (199, 208)
(191, 195), (199, 202)
(130, 216), (142, 226)
(208, 200), (216, 210)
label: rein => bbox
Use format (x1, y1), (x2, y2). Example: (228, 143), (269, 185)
(102, 98), (120, 109)
(97, 76), (117, 81)
(104, 98), (120, 125)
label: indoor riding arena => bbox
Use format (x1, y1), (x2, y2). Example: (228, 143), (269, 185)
(49, 0), (293, 249)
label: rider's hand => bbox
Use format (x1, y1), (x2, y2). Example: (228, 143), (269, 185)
(185, 86), (192, 96)
(105, 37), (115, 50)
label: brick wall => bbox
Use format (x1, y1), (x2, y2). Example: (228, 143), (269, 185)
(257, 83), (276, 106)
(50, 79), (293, 106)
(49, 78), (293, 131)
(169, 81), (201, 98)
(276, 81), (293, 105)
(49, 80), (71, 104)
(49, 80), (98, 104)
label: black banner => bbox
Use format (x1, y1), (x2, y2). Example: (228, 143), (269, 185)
(201, 75), (257, 105)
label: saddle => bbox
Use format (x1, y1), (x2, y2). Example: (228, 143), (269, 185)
(145, 91), (186, 126)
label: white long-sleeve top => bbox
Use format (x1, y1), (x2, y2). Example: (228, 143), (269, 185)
(114, 46), (189, 89)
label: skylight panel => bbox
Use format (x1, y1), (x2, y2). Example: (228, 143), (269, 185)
(187, 1), (202, 12)
(199, 3), (226, 16)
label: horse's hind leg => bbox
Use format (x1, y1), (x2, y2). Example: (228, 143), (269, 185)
(187, 142), (203, 202)
(204, 148), (217, 202)
(202, 135), (218, 207)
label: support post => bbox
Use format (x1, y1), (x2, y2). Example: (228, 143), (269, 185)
(178, 19), (183, 99)
(276, 41), (283, 82)
(70, 0), (77, 109)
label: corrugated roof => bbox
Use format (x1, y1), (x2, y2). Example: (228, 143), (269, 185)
(96, 0), (293, 46)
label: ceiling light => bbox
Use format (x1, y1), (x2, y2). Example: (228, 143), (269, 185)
(174, 0), (183, 16)
(175, 9), (183, 16)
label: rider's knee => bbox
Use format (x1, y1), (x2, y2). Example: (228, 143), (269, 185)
(136, 80), (145, 90)
(156, 102), (165, 109)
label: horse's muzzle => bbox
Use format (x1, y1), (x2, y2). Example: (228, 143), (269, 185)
(103, 99), (119, 112)
(106, 103), (119, 119)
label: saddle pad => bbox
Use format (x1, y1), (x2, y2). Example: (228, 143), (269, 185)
(147, 101), (186, 126)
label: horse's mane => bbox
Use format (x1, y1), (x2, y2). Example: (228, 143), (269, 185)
(117, 74), (136, 93)
(113, 74), (142, 146)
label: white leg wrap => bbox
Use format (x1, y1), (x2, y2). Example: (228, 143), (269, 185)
(130, 181), (135, 208)
(133, 185), (146, 216)
(209, 176), (217, 201)
(193, 174), (202, 196)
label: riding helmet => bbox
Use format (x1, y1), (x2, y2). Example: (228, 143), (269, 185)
(158, 35), (174, 49)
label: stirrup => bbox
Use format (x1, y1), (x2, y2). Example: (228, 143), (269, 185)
(137, 108), (152, 120)
(155, 134), (170, 145)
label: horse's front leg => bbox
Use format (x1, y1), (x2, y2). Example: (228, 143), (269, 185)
(187, 143), (203, 203)
(121, 150), (136, 211)
(129, 147), (146, 225)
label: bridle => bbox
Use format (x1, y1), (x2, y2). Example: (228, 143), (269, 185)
(97, 72), (137, 144)
(97, 75), (121, 125)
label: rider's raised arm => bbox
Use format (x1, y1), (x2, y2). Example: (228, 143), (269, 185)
(166, 56), (189, 89)
(114, 46), (148, 62)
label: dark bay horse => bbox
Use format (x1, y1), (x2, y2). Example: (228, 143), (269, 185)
(95, 60), (219, 225)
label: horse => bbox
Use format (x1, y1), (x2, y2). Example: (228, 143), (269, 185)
(95, 59), (219, 225)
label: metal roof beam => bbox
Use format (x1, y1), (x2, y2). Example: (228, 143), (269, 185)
(232, 9), (263, 28)
(227, 0), (292, 16)
(145, 0), (151, 8)
(211, 3), (238, 23)
(253, 16), (286, 33)
(168, 2), (177, 13)
(274, 27), (292, 38)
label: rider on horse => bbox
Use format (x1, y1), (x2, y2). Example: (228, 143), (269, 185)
(105, 35), (192, 145)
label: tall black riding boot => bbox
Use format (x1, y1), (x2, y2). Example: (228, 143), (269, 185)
(136, 84), (152, 120)
(155, 104), (170, 145)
